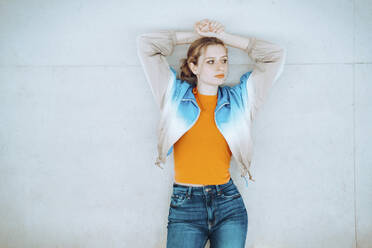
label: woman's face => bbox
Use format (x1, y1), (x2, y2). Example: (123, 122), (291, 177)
(189, 44), (228, 87)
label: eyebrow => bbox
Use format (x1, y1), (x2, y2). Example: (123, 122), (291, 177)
(204, 56), (228, 60)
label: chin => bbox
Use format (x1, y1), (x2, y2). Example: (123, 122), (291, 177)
(215, 79), (226, 84)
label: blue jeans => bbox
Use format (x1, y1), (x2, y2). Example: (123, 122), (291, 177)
(166, 178), (248, 248)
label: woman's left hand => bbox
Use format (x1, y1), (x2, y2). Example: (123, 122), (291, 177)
(194, 19), (225, 38)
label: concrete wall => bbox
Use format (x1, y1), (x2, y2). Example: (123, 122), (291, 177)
(0, 0), (371, 247)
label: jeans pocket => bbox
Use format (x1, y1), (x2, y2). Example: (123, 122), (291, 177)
(170, 193), (188, 208)
(222, 186), (241, 199)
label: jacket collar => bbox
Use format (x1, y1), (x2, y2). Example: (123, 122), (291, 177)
(181, 85), (230, 111)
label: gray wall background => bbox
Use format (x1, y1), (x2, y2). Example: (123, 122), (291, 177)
(1, 0), (371, 247)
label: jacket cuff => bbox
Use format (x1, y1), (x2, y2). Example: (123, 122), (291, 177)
(244, 37), (257, 57)
(169, 30), (177, 47)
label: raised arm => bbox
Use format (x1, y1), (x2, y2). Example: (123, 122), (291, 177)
(136, 30), (201, 109)
(220, 32), (286, 121)
(193, 19), (286, 121)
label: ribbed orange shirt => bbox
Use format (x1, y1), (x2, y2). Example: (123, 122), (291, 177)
(173, 87), (232, 185)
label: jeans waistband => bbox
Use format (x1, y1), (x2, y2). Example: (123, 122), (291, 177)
(172, 178), (234, 196)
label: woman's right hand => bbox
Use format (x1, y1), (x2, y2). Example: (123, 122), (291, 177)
(194, 19), (225, 38)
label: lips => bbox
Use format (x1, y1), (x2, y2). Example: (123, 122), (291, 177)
(215, 74), (225, 78)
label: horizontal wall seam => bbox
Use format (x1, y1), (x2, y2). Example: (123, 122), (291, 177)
(0, 62), (372, 68)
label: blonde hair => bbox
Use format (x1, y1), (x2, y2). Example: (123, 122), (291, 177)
(179, 37), (227, 85)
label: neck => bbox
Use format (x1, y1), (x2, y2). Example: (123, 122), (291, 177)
(196, 82), (218, 95)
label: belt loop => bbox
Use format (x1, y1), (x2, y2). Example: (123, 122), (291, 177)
(187, 187), (192, 199)
(216, 184), (221, 195)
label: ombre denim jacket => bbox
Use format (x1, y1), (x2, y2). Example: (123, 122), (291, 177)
(136, 30), (286, 186)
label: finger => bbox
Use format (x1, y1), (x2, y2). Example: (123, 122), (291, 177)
(198, 23), (206, 32)
(209, 21), (216, 31)
(208, 22), (213, 31)
(212, 21), (219, 32)
(217, 27), (224, 34)
(197, 27), (204, 35)
(206, 21), (211, 31)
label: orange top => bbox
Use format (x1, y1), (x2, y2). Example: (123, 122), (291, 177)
(173, 87), (232, 185)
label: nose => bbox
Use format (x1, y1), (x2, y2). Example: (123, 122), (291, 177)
(217, 61), (226, 71)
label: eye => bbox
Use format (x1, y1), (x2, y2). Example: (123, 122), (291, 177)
(207, 59), (228, 64)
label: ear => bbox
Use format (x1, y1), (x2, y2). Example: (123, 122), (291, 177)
(189, 62), (198, 75)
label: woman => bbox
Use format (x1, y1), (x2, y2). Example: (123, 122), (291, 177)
(137, 19), (286, 248)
